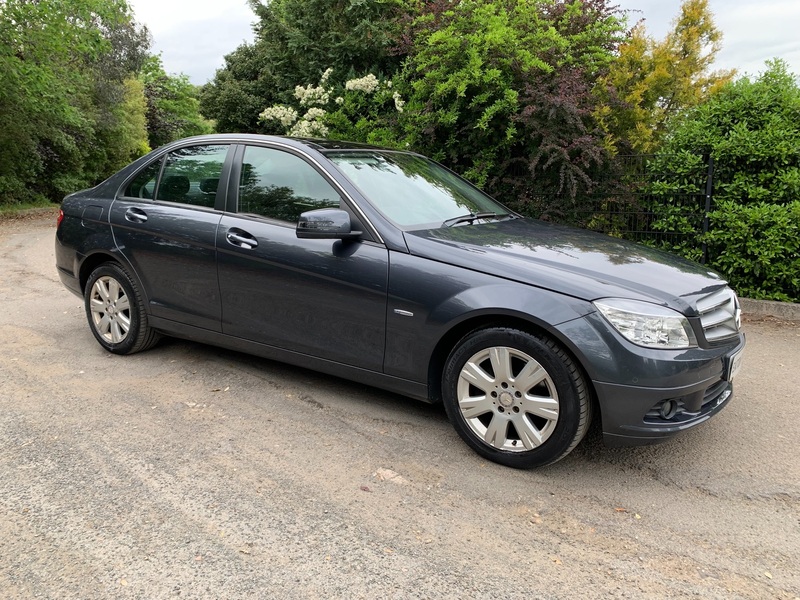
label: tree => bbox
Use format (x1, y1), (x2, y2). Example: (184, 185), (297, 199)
(84, 7), (152, 181)
(0, 0), (151, 204)
(198, 43), (268, 133)
(596, 0), (733, 154)
(396, 0), (626, 206)
(649, 60), (800, 301)
(200, 0), (408, 132)
(89, 77), (151, 179)
(139, 56), (212, 149)
(251, 0), (630, 220)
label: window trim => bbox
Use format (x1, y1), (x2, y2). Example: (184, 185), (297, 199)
(114, 138), (384, 244)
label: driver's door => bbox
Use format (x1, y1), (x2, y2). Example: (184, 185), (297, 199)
(216, 145), (388, 371)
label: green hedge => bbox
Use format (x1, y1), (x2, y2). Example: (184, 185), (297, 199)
(706, 201), (800, 302)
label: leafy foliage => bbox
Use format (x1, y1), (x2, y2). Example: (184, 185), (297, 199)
(0, 1), (211, 206)
(140, 56), (212, 149)
(200, 0), (408, 132)
(648, 60), (800, 301)
(705, 201), (800, 301)
(325, 79), (406, 148)
(398, 0), (625, 199)
(0, 0), (151, 204)
(250, 0), (628, 209)
(91, 77), (152, 177)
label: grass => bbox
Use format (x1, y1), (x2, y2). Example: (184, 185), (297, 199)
(0, 198), (58, 218)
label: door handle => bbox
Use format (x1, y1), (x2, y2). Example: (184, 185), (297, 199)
(226, 229), (258, 249)
(124, 207), (148, 223)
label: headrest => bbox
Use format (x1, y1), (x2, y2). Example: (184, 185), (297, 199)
(200, 178), (219, 193)
(159, 175), (190, 199)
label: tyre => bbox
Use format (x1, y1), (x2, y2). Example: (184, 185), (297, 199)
(84, 262), (160, 355)
(442, 328), (591, 469)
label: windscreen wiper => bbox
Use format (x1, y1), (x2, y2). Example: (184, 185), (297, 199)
(442, 212), (504, 227)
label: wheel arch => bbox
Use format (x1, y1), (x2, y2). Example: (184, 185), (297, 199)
(426, 312), (597, 411)
(78, 251), (149, 310)
(78, 251), (120, 293)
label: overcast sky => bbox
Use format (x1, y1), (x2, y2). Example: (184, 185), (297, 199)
(127, 0), (255, 84)
(127, 0), (800, 85)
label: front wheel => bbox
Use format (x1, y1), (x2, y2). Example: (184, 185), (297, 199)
(442, 328), (591, 469)
(84, 263), (159, 355)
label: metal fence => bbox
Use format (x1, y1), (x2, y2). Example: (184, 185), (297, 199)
(501, 154), (715, 263)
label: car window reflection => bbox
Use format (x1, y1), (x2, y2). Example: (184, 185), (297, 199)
(155, 145), (229, 207)
(124, 160), (162, 199)
(327, 152), (508, 228)
(239, 146), (340, 222)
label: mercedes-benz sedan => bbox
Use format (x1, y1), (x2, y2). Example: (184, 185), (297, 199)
(55, 135), (745, 468)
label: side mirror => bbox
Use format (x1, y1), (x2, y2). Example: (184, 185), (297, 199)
(296, 208), (362, 240)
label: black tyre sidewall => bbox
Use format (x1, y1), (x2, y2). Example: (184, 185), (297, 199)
(84, 263), (145, 355)
(442, 328), (584, 469)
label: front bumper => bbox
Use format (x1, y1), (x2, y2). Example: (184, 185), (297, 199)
(554, 312), (746, 448)
(596, 376), (735, 447)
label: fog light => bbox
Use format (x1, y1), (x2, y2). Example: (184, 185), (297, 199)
(660, 400), (678, 420)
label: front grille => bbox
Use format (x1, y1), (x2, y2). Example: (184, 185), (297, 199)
(696, 287), (741, 343)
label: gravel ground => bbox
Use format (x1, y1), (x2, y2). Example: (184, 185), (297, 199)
(1, 213), (798, 599)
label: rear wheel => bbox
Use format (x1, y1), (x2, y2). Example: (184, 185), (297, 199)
(84, 263), (159, 354)
(442, 328), (591, 468)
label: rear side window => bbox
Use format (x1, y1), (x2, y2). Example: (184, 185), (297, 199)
(125, 144), (230, 208)
(155, 145), (230, 207)
(238, 146), (341, 222)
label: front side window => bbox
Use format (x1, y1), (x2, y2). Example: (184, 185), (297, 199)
(155, 145), (230, 207)
(238, 146), (341, 222)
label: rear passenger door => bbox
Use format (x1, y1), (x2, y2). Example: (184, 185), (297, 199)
(110, 144), (233, 332)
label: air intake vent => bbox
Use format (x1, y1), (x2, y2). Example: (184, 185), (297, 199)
(696, 287), (741, 343)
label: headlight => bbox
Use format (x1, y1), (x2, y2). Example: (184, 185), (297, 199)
(594, 299), (697, 349)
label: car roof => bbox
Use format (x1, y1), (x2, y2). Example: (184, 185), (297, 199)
(167, 133), (383, 152)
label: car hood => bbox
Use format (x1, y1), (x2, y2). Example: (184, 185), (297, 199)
(403, 218), (727, 315)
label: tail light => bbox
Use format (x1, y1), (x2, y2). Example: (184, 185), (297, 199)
(57, 209), (64, 229)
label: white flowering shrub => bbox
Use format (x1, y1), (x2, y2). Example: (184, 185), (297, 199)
(294, 68), (334, 107)
(258, 105), (299, 128)
(303, 107), (327, 121)
(345, 73), (380, 94)
(392, 92), (405, 113)
(294, 84), (330, 106)
(288, 119), (329, 138)
(287, 106), (329, 137)
(257, 68), (406, 144)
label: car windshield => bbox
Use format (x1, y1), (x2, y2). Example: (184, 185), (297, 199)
(325, 151), (510, 229)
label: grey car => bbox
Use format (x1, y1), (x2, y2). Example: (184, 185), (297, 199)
(55, 135), (745, 468)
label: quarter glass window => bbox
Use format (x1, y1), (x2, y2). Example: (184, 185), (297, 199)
(124, 160), (162, 198)
(239, 146), (340, 222)
(155, 145), (229, 207)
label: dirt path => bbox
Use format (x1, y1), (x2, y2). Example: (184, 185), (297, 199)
(1, 215), (798, 599)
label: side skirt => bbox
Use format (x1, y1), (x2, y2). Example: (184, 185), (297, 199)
(149, 316), (432, 403)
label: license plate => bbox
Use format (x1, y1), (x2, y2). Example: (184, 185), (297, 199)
(725, 349), (744, 382)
